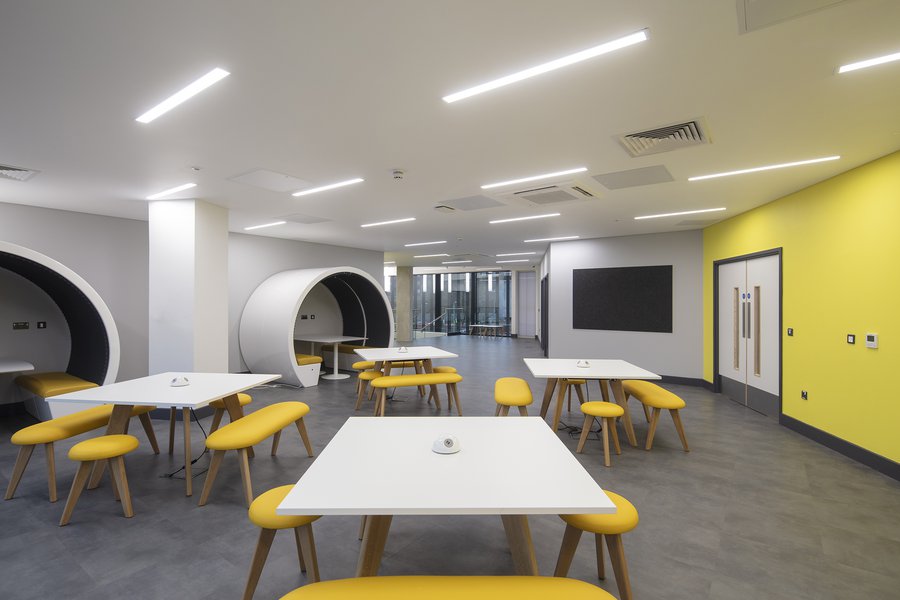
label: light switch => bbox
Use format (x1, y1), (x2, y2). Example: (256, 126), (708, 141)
(847, 334), (855, 344)
(866, 333), (878, 349)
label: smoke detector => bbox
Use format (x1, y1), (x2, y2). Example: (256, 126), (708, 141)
(392, 169), (405, 180)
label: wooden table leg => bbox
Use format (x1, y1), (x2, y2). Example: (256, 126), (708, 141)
(356, 515), (393, 577)
(609, 380), (637, 447)
(539, 378), (558, 418)
(500, 515), (539, 575)
(423, 359), (439, 405)
(89, 404), (134, 489)
(551, 382), (568, 432)
(183, 407), (193, 496)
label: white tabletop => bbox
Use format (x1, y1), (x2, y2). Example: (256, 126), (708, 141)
(50, 372), (280, 408)
(277, 416), (614, 516)
(354, 346), (458, 362)
(0, 359), (35, 374)
(524, 358), (660, 380)
(295, 335), (365, 344)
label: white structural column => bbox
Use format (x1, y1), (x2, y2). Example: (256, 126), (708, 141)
(149, 200), (229, 373)
(395, 266), (413, 343)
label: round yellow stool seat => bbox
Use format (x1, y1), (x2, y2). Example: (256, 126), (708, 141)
(564, 378), (587, 385)
(358, 370), (383, 381)
(209, 392), (251, 410)
(561, 491), (638, 535)
(249, 485), (321, 530)
(352, 360), (376, 371)
(68, 434), (139, 462)
(494, 377), (533, 406)
(431, 366), (458, 374)
(580, 401), (624, 419)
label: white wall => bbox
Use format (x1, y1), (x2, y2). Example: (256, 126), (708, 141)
(228, 233), (384, 371)
(0, 202), (149, 382)
(547, 231), (702, 378)
(292, 283), (343, 339)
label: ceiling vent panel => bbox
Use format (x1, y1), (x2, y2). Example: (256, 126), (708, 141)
(617, 119), (710, 157)
(593, 165), (674, 190)
(491, 178), (602, 207)
(675, 219), (720, 227)
(738, 0), (848, 34)
(229, 169), (310, 193)
(439, 195), (505, 211)
(0, 163), (40, 182)
(279, 212), (332, 224)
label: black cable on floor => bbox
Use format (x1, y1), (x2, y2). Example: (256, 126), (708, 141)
(161, 408), (210, 479)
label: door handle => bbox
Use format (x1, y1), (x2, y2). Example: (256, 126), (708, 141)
(745, 301), (751, 339)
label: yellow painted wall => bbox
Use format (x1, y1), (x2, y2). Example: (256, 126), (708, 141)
(703, 151), (900, 462)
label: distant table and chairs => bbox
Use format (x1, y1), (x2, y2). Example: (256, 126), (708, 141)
(294, 335), (365, 380)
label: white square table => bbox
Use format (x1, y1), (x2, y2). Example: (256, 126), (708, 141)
(524, 358), (661, 446)
(355, 346), (459, 405)
(278, 416), (614, 576)
(51, 372), (279, 496)
(295, 335), (366, 380)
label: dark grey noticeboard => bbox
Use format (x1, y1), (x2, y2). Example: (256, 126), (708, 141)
(572, 265), (673, 333)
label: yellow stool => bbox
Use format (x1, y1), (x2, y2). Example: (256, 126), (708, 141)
(494, 377), (533, 416)
(576, 402), (624, 468)
(279, 576), (617, 599)
(555, 491), (638, 600)
(59, 434), (139, 526)
(355, 370), (383, 410)
(564, 378), (587, 412)
(244, 485), (321, 600)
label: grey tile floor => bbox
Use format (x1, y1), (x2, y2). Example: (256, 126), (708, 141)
(1, 335), (899, 599)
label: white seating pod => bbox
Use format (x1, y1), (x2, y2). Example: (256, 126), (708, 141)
(239, 267), (394, 387)
(0, 241), (120, 419)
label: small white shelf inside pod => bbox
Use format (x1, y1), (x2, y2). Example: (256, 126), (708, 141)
(239, 267), (394, 387)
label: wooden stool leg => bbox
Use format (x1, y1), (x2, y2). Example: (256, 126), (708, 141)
(576, 415), (593, 453)
(59, 461), (92, 526)
(599, 379), (610, 403)
(594, 533), (606, 579)
(293, 528), (307, 572)
(198, 449), (225, 506)
(518, 405), (529, 416)
(601, 420), (611, 467)
(271, 430), (282, 456)
(168, 407), (177, 454)
(495, 404), (502, 416)
(553, 523), (584, 577)
(45, 442), (57, 503)
(109, 459), (120, 501)
(451, 383), (462, 416)
(567, 383), (572, 412)
(242, 527), (276, 600)
(358, 515), (368, 540)
(645, 407), (661, 450)
(379, 389), (387, 417)
(87, 460), (106, 490)
(575, 384), (586, 406)
(355, 380), (367, 410)
(295, 418), (314, 457)
(500, 405), (510, 416)
(209, 408), (225, 433)
(295, 524), (320, 582)
(110, 456), (134, 518)
(609, 417), (622, 455)
(670, 409), (690, 452)
(605, 533), (633, 600)
(5, 444), (35, 500)
(237, 448), (253, 507)
(137, 413), (160, 454)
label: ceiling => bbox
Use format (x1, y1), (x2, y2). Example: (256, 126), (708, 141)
(1, 0), (898, 270)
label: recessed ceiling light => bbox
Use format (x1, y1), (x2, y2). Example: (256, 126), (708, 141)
(489, 213), (560, 224)
(496, 252), (537, 257)
(292, 177), (364, 197)
(442, 30), (649, 103)
(482, 167), (588, 190)
(635, 208), (726, 220)
(443, 260), (472, 264)
(136, 68), (230, 123)
(838, 51), (900, 74)
(524, 235), (580, 243)
(497, 259), (530, 263)
(404, 240), (447, 247)
(243, 220), (287, 231)
(361, 217), (416, 228)
(384, 261), (395, 264)
(414, 253), (450, 258)
(688, 156), (840, 181)
(146, 182), (197, 200)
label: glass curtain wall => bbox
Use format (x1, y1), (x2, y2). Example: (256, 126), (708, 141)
(471, 271), (511, 334)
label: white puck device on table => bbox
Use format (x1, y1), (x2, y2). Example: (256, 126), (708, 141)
(432, 435), (460, 454)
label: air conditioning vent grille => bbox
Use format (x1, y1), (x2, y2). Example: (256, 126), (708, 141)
(618, 119), (709, 157)
(0, 164), (40, 182)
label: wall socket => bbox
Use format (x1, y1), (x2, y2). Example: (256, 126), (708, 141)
(847, 334), (856, 344)
(13, 321), (29, 330)
(801, 390), (808, 400)
(37, 321), (47, 329)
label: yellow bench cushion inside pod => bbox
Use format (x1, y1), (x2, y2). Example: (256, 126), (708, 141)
(15, 372), (97, 397)
(296, 354), (324, 366)
(280, 576), (616, 599)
